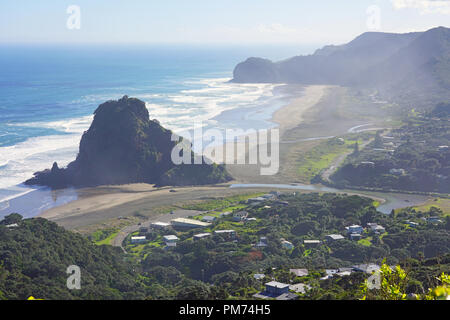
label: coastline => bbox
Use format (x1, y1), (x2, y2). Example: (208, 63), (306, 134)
(33, 84), (324, 227)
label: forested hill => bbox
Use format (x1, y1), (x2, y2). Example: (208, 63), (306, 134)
(0, 214), (146, 300)
(232, 27), (450, 110)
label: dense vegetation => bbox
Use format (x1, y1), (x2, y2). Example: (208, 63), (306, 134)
(331, 110), (450, 193)
(1, 192), (448, 300)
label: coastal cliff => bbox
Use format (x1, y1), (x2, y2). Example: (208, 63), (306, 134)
(25, 96), (231, 188)
(232, 27), (450, 109)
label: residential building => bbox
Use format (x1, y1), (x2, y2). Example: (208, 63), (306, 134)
(255, 236), (268, 248)
(253, 274), (265, 280)
(303, 239), (321, 247)
(201, 216), (216, 223)
(265, 281), (290, 296)
(193, 233), (212, 241)
(281, 240), (294, 250)
(345, 225), (364, 234)
(163, 235), (179, 246)
(353, 264), (380, 274)
(290, 269), (308, 277)
(233, 211), (248, 222)
(349, 233), (362, 241)
(325, 234), (345, 242)
(151, 222), (171, 230)
(131, 236), (147, 244)
(171, 218), (211, 229)
(214, 230), (236, 239)
(289, 283), (311, 294)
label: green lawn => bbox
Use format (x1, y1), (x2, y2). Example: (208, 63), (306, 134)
(296, 137), (363, 182)
(90, 228), (119, 246)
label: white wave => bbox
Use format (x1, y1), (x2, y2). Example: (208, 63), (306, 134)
(0, 76), (282, 203)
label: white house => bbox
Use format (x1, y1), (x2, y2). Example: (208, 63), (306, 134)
(163, 235), (179, 246)
(345, 225), (364, 234)
(151, 222), (171, 230)
(131, 236), (147, 244)
(281, 240), (294, 250)
(193, 233), (212, 241)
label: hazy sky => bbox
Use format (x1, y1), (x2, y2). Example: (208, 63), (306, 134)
(1, 0), (449, 46)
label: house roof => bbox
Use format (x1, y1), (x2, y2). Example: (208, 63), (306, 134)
(265, 281), (290, 289)
(163, 235), (179, 241)
(290, 269), (309, 277)
(171, 218), (211, 227)
(326, 234), (345, 240)
(214, 229), (235, 234)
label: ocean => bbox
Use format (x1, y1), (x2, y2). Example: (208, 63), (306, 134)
(0, 44), (315, 218)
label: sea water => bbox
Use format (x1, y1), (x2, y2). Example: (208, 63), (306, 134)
(0, 44), (314, 217)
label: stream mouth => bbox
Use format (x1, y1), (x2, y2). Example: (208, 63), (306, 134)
(230, 183), (430, 214)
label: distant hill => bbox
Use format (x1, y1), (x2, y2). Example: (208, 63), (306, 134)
(25, 96), (231, 188)
(232, 27), (450, 109)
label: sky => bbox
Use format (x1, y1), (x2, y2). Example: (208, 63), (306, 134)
(1, 0), (449, 47)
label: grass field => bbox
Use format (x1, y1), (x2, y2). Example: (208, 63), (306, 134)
(412, 198), (450, 216)
(90, 228), (119, 245)
(296, 137), (363, 182)
(181, 193), (264, 212)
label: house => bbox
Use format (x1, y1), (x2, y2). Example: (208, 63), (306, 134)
(345, 225), (364, 234)
(201, 216), (216, 223)
(424, 217), (443, 224)
(193, 233), (212, 241)
(303, 240), (321, 247)
(265, 281), (290, 296)
(151, 222), (171, 230)
(289, 283), (311, 294)
(353, 264), (380, 274)
(131, 236), (147, 244)
(281, 240), (294, 250)
(232, 211), (248, 222)
(349, 233), (362, 241)
(438, 145), (449, 151)
(214, 230), (236, 239)
(248, 197), (266, 204)
(253, 273), (265, 280)
(171, 218), (211, 229)
(5, 223), (19, 228)
(290, 269), (308, 277)
(245, 218), (257, 222)
(321, 269), (339, 280)
(405, 220), (419, 227)
(325, 234), (345, 242)
(261, 194), (276, 200)
(163, 235), (179, 246)
(367, 223), (385, 234)
(220, 211), (231, 217)
(360, 161), (375, 167)
(255, 236), (268, 248)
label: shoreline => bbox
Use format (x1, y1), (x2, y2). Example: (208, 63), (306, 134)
(33, 84), (327, 227)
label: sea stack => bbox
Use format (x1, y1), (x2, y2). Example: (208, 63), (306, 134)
(25, 95), (232, 188)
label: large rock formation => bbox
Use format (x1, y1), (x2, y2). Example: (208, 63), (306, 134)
(25, 96), (232, 188)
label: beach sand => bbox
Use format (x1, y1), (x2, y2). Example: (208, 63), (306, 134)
(272, 85), (328, 136)
(39, 84), (332, 230)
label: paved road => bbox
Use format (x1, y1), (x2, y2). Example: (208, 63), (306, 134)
(112, 209), (205, 252)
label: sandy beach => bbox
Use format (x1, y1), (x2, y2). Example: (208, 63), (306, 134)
(38, 84), (332, 230)
(272, 85), (328, 136)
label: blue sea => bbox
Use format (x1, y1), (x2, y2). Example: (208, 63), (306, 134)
(0, 44), (315, 217)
